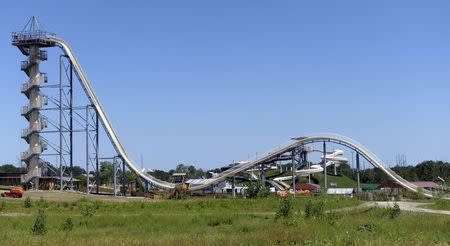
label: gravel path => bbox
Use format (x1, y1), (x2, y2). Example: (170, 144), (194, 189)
(374, 201), (450, 215)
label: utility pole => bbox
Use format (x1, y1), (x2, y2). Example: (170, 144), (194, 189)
(356, 152), (361, 193)
(232, 160), (236, 199)
(85, 106), (89, 194)
(291, 149), (296, 197)
(323, 142), (327, 190)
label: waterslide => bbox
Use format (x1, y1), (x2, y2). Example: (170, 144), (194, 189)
(48, 36), (439, 198)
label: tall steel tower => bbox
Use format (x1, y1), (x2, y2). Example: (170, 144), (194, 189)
(12, 17), (55, 189)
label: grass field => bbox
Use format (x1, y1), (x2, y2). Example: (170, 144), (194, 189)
(423, 199), (450, 211)
(0, 195), (449, 245)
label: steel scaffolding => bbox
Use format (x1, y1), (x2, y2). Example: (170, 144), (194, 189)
(13, 17), (100, 192)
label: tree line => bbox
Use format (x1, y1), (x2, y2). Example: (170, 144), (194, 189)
(339, 160), (449, 184)
(1, 160), (448, 185)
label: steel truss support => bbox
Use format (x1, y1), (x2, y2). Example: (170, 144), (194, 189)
(323, 141), (327, 189)
(39, 55), (100, 192)
(259, 164), (265, 187)
(356, 152), (361, 193)
(122, 156), (126, 196)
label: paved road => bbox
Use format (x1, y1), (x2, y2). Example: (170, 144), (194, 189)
(375, 201), (450, 215)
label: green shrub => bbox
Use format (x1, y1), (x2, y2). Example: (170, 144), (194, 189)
(325, 211), (341, 225)
(257, 187), (271, 198)
(36, 197), (49, 208)
(24, 197), (32, 208)
(246, 183), (270, 198)
(222, 216), (234, 225)
(0, 200), (5, 212)
(304, 200), (324, 219)
(356, 222), (377, 232)
(172, 189), (189, 200)
(32, 209), (47, 235)
(62, 201), (69, 208)
(184, 203), (193, 210)
(81, 203), (96, 217)
(207, 219), (220, 227)
(276, 197), (292, 219)
(388, 203), (401, 219)
(61, 217), (74, 232)
(246, 183), (260, 198)
(241, 226), (250, 233)
(404, 188), (425, 200)
(374, 193), (388, 201)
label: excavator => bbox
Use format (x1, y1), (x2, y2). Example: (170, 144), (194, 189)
(1, 187), (24, 198)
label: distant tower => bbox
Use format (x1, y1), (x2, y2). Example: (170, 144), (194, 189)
(12, 17), (55, 189)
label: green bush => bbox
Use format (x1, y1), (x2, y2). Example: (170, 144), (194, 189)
(246, 183), (270, 199)
(388, 203), (401, 219)
(61, 217), (74, 232)
(24, 197), (32, 208)
(403, 188), (425, 200)
(36, 197), (49, 208)
(184, 203), (193, 210)
(207, 219), (220, 227)
(172, 189), (189, 200)
(32, 209), (47, 235)
(246, 183), (260, 198)
(62, 201), (69, 208)
(257, 187), (271, 198)
(81, 204), (96, 217)
(304, 200), (324, 219)
(325, 211), (341, 225)
(276, 197), (292, 219)
(356, 222), (377, 232)
(0, 200), (6, 212)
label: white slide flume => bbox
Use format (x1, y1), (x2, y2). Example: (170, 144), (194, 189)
(47, 36), (441, 198)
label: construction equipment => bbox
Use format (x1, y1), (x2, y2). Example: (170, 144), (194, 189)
(1, 187), (24, 198)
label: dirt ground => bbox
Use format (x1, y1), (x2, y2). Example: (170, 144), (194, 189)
(0, 190), (151, 202)
(375, 201), (450, 215)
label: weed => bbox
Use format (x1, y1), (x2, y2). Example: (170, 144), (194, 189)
(388, 203), (401, 219)
(285, 217), (301, 227)
(356, 222), (377, 232)
(81, 203), (96, 217)
(184, 203), (192, 210)
(241, 226), (250, 233)
(32, 209), (47, 235)
(304, 200), (324, 219)
(36, 196), (49, 209)
(222, 216), (233, 225)
(325, 211), (341, 225)
(62, 201), (69, 208)
(276, 197), (292, 219)
(61, 217), (74, 232)
(24, 196), (32, 208)
(257, 187), (271, 198)
(0, 200), (6, 211)
(207, 219), (220, 227)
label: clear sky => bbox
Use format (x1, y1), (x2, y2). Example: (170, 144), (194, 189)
(0, 1), (449, 170)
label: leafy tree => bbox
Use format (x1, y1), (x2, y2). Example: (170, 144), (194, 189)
(0, 164), (24, 173)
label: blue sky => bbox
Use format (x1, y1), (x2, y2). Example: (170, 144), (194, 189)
(0, 1), (449, 170)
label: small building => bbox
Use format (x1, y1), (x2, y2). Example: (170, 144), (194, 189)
(362, 183), (380, 191)
(172, 173), (186, 184)
(326, 188), (354, 196)
(0, 172), (25, 186)
(380, 180), (403, 189)
(433, 177), (446, 187)
(212, 181), (247, 194)
(410, 181), (440, 191)
(291, 183), (321, 193)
